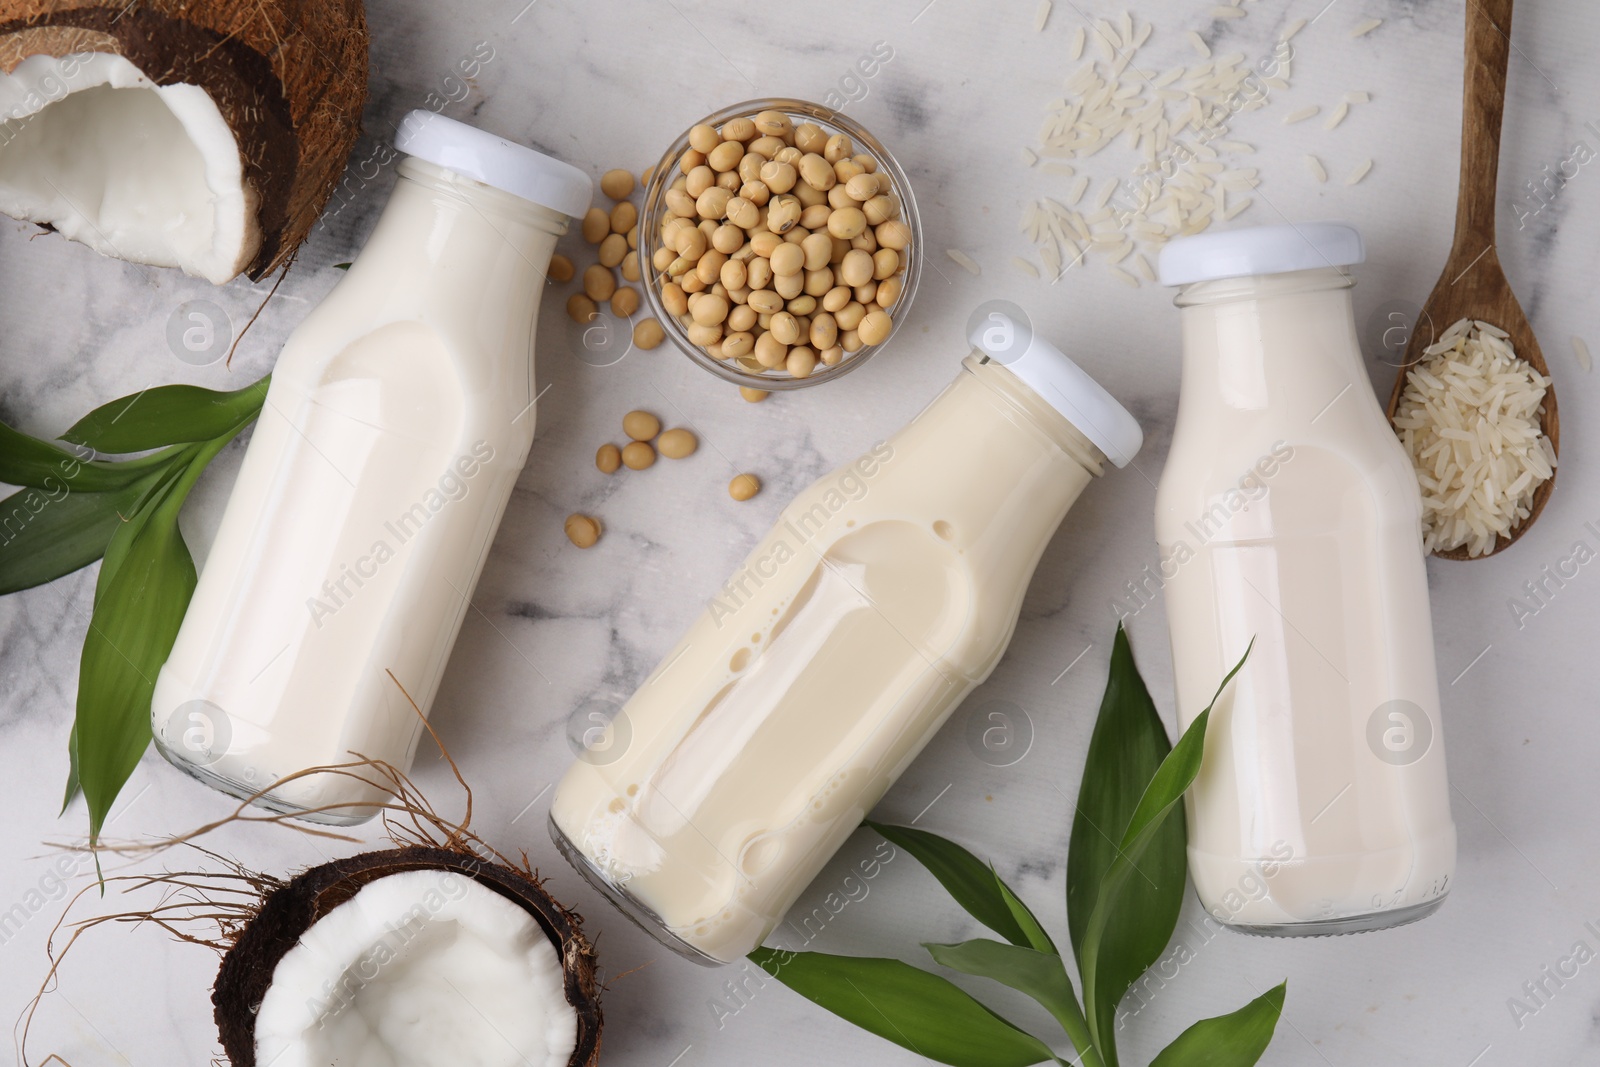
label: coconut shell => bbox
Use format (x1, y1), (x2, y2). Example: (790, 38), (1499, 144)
(0, 0), (368, 279)
(213, 846), (603, 1067)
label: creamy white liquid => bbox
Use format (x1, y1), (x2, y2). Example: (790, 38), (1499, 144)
(552, 357), (1110, 962)
(152, 159), (565, 821)
(1155, 267), (1455, 931)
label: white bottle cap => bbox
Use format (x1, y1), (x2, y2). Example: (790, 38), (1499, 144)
(968, 311), (1143, 468)
(394, 110), (592, 218)
(1157, 221), (1365, 286)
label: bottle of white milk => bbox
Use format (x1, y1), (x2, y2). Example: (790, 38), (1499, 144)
(550, 310), (1143, 963)
(152, 112), (590, 822)
(1156, 223), (1455, 934)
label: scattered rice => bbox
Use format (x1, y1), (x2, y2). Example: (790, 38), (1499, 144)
(1012, 256), (1041, 278)
(1352, 18), (1383, 38)
(1017, 5), (1358, 283)
(1345, 90), (1371, 104)
(1306, 154), (1327, 182)
(1281, 17), (1306, 40)
(1393, 319), (1556, 557)
(1021, 147), (1038, 166)
(1573, 336), (1592, 372)
(1110, 266), (1141, 287)
(946, 248), (982, 275)
(1212, 5), (1245, 18)
(1134, 253), (1155, 281)
(1035, 0), (1052, 32)
(1346, 158), (1374, 184)
(1284, 105), (1319, 125)
(1323, 102), (1349, 129)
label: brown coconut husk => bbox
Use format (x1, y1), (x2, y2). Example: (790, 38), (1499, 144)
(0, 0), (368, 279)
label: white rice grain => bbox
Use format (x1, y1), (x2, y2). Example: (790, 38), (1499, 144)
(1012, 256), (1041, 278)
(1323, 102), (1349, 129)
(1069, 25), (1085, 60)
(1352, 17), (1383, 37)
(946, 248), (982, 275)
(1345, 158), (1374, 185)
(1186, 30), (1210, 57)
(1284, 105), (1319, 125)
(1573, 336), (1593, 372)
(1035, 0), (1052, 32)
(1306, 154), (1327, 182)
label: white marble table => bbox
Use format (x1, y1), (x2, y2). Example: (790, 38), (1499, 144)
(3, 0), (1598, 1063)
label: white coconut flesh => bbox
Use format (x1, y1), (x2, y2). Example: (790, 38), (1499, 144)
(0, 51), (259, 284)
(253, 870), (578, 1067)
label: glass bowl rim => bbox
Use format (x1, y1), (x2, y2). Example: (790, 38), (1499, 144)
(637, 96), (924, 390)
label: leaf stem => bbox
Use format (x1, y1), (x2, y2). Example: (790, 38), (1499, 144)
(1059, 998), (1105, 1067)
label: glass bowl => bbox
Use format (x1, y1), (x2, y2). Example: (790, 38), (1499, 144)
(638, 97), (923, 390)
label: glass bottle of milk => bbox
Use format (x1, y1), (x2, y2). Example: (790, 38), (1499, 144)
(1155, 223), (1456, 935)
(550, 310), (1143, 964)
(152, 112), (591, 822)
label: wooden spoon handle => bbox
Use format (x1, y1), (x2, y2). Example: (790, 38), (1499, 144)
(1454, 0), (1515, 252)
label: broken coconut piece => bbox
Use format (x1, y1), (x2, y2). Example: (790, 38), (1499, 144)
(213, 847), (602, 1067)
(0, 0), (367, 283)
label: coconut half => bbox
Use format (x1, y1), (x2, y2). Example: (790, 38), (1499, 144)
(0, 0), (367, 283)
(214, 847), (603, 1067)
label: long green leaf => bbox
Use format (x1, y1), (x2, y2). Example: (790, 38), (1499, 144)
(74, 491), (196, 841)
(1149, 982), (1287, 1067)
(95, 457), (192, 604)
(1078, 640), (1253, 1063)
(0, 474), (159, 595)
(924, 939), (1094, 1062)
(1067, 625), (1186, 1066)
(62, 377), (268, 454)
(0, 421), (172, 491)
(62, 723), (81, 814)
(749, 948), (1057, 1067)
(994, 869), (1056, 954)
(868, 822), (1029, 947)
(73, 424), (249, 840)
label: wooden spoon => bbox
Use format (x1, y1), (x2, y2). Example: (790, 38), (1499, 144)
(1384, 0), (1559, 561)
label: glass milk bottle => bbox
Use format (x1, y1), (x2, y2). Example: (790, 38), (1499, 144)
(152, 112), (590, 822)
(551, 311), (1143, 963)
(1155, 223), (1455, 934)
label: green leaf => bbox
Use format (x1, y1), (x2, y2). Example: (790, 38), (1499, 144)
(1076, 638), (1253, 1065)
(0, 420), (170, 492)
(95, 457), (191, 604)
(994, 869), (1056, 954)
(1149, 982), (1287, 1067)
(749, 948), (1057, 1067)
(924, 939), (1093, 1060)
(0, 473), (160, 595)
(74, 488), (197, 842)
(1067, 625), (1187, 1066)
(62, 377), (268, 455)
(867, 822), (1029, 947)
(62, 723), (81, 813)
(72, 423), (249, 841)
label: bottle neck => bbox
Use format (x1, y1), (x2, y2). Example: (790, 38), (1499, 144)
(961, 354), (1109, 476)
(1172, 267), (1364, 411)
(352, 157), (567, 320)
